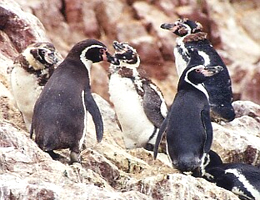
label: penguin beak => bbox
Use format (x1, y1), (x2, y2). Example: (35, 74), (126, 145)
(202, 66), (223, 77)
(161, 23), (179, 33)
(104, 51), (120, 65)
(45, 52), (59, 65)
(113, 41), (128, 53)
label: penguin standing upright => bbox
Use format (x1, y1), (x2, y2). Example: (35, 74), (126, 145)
(9, 42), (60, 131)
(161, 18), (235, 122)
(109, 41), (168, 151)
(31, 39), (118, 163)
(204, 150), (260, 200)
(154, 48), (223, 176)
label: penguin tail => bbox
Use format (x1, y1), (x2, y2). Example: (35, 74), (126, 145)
(153, 117), (168, 160)
(29, 125), (34, 139)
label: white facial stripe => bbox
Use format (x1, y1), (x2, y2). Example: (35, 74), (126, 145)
(79, 90), (87, 150)
(198, 51), (210, 66)
(184, 66), (209, 100)
(80, 45), (101, 84)
(22, 47), (43, 70)
(80, 44), (105, 71)
(84, 44), (106, 53)
(225, 168), (260, 199)
(118, 55), (141, 69)
(183, 23), (192, 35)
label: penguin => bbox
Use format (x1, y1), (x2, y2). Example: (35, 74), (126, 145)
(154, 48), (223, 176)
(108, 41), (168, 151)
(30, 39), (119, 163)
(204, 150), (260, 200)
(9, 42), (60, 131)
(161, 18), (235, 122)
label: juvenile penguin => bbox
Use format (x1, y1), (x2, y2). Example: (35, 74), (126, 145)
(10, 42), (60, 131)
(161, 18), (235, 122)
(154, 48), (223, 175)
(109, 41), (168, 151)
(31, 39), (118, 163)
(204, 150), (260, 200)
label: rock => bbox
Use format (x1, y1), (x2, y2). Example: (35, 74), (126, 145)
(206, 0), (260, 64)
(232, 100), (260, 119)
(212, 101), (260, 165)
(240, 62), (260, 105)
(0, 0), (49, 52)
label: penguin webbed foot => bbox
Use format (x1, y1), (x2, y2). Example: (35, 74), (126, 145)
(144, 143), (154, 152)
(47, 150), (61, 160)
(69, 151), (81, 165)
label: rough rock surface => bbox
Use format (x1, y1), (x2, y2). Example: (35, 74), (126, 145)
(0, 0), (260, 199)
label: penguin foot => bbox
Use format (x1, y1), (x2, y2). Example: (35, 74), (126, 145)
(144, 143), (154, 152)
(69, 151), (81, 164)
(47, 150), (61, 160)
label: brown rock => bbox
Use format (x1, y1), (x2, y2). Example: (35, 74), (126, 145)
(240, 63), (260, 105)
(0, 0), (49, 52)
(206, 0), (260, 64)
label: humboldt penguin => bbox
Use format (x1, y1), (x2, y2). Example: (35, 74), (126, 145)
(204, 150), (260, 200)
(109, 41), (168, 151)
(10, 42), (60, 131)
(31, 39), (118, 163)
(161, 18), (235, 122)
(154, 48), (223, 176)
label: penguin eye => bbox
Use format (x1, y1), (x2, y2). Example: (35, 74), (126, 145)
(99, 48), (106, 54)
(195, 69), (201, 73)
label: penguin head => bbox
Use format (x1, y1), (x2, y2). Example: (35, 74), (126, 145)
(185, 65), (223, 85)
(68, 39), (119, 65)
(161, 18), (203, 37)
(23, 42), (60, 70)
(112, 41), (140, 68)
(206, 150), (223, 169)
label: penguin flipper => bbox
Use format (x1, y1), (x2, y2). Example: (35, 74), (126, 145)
(201, 110), (213, 153)
(84, 91), (104, 143)
(153, 116), (168, 159)
(143, 81), (167, 128)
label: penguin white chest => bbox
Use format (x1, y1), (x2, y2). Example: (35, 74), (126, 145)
(109, 74), (155, 148)
(10, 67), (43, 130)
(174, 47), (188, 77)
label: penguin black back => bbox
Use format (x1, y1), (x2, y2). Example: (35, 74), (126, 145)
(154, 48), (223, 175)
(31, 39), (117, 163)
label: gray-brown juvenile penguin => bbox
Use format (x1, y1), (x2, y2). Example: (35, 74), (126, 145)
(30, 39), (119, 163)
(10, 42), (60, 131)
(109, 41), (168, 151)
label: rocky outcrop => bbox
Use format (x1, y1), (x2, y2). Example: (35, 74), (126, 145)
(0, 95), (240, 200)
(0, 0), (260, 199)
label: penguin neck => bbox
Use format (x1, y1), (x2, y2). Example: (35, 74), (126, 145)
(15, 54), (55, 86)
(178, 73), (209, 100)
(110, 65), (140, 79)
(177, 32), (207, 44)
